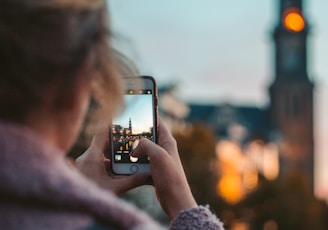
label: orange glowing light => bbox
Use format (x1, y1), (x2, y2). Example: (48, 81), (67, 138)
(283, 9), (305, 32)
(217, 174), (243, 204)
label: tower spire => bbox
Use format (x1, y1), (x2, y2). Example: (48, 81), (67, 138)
(129, 117), (132, 133)
(273, 0), (308, 82)
(279, 0), (303, 13)
(269, 0), (314, 191)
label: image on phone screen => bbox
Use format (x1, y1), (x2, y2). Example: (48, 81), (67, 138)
(112, 90), (154, 164)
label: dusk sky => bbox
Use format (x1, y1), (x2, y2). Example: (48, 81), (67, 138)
(113, 94), (154, 134)
(108, 1), (328, 199)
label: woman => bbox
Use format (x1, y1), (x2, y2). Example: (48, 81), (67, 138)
(0, 0), (224, 229)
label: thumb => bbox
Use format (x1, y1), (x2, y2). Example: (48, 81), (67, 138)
(130, 138), (162, 159)
(130, 138), (170, 168)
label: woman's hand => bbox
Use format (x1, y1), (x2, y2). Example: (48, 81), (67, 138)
(130, 119), (197, 220)
(75, 129), (150, 195)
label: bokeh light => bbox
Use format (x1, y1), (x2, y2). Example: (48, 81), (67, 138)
(283, 9), (305, 32)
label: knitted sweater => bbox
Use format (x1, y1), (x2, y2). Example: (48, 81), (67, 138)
(0, 121), (224, 229)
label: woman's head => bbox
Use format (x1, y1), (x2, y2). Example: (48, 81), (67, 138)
(0, 0), (122, 124)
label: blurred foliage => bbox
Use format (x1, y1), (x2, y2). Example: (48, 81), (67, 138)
(173, 123), (219, 206)
(174, 123), (328, 230)
(236, 171), (328, 230)
(68, 116), (328, 229)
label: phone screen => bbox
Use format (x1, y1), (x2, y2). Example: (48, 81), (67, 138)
(111, 76), (157, 174)
(112, 90), (155, 164)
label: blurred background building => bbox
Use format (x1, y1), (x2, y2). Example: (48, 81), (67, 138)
(67, 0), (327, 229)
(159, 0), (314, 204)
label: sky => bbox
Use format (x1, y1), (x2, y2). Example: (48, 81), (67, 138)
(107, 0), (328, 199)
(113, 94), (154, 134)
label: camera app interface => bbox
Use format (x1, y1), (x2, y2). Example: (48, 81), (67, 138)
(112, 90), (154, 163)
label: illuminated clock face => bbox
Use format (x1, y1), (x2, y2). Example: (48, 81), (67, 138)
(282, 8), (305, 32)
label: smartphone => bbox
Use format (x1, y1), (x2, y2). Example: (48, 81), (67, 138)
(110, 76), (158, 175)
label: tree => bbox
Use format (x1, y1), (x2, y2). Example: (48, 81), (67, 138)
(239, 171), (328, 230)
(173, 123), (219, 206)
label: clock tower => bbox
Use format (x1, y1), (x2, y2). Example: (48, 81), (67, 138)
(269, 0), (314, 189)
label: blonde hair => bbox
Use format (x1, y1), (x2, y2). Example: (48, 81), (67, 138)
(72, 49), (142, 153)
(0, 0), (123, 123)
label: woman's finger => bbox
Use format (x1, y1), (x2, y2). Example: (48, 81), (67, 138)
(130, 138), (170, 168)
(156, 119), (178, 156)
